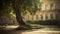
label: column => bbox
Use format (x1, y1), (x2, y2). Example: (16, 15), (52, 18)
(33, 15), (37, 21)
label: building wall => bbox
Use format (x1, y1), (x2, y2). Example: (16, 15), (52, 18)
(40, 0), (60, 10)
(23, 0), (60, 21)
(23, 11), (58, 21)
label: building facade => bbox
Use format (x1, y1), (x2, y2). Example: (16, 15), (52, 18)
(23, 0), (60, 21)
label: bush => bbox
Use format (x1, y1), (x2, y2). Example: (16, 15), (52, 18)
(26, 20), (59, 26)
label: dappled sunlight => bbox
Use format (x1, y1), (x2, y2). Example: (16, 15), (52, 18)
(10, 10), (16, 18)
(0, 25), (19, 30)
(22, 30), (60, 34)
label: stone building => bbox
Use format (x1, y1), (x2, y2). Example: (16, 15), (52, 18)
(23, 0), (60, 21)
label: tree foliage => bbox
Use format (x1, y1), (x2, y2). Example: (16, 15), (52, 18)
(0, 0), (11, 18)
(0, 0), (41, 26)
(0, 0), (41, 16)
(21, 0), (40, 15)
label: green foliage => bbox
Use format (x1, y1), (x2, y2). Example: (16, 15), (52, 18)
(0, 0), (41, 18)
(27, 20), (59, 26)
(0, 3), (10, 16)
(0, 0), (14, 19)
(20, 0), (41, 15)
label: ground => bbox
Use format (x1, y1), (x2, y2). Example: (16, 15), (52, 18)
(0, 28), (60, 34)
(0, 23), (60, 34)
(0, 25), (60, 34)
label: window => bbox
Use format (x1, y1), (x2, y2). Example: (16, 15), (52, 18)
(50, 4), (53, 10)
(36, 15), (38, 20)
(45, 4), (47, 10)
(45, 15), (48, 20)
(56, 3), (60, 9)
(41, 3), (52, 10)
(40, 15), (43, 20)
(45, 4), (51, 10)
(41, 3), (46, 10)
(50, 14), (54, 19)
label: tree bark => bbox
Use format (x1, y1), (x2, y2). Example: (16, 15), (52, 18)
(14, 8), (26, 26)
(12, 0), (26, 26)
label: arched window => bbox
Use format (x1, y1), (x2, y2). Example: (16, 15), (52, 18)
(40, 14), (43, 20)
(45, 15), (48, 20)
(50, 14), (54, 19)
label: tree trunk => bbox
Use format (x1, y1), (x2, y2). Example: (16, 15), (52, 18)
(12, 0), (26, 26)
(14, 8), (26, 26)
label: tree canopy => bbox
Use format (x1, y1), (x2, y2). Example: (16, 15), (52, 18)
(0, 0), (41, 26)
(0, 0), (41, 16)
(21, 0), (41, 15)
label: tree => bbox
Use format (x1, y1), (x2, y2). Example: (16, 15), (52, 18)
(11, 0), (40, 25)
(0, 0), (26, 26)
(0, 0), (41, 27)
(11, 0), (26, 26)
